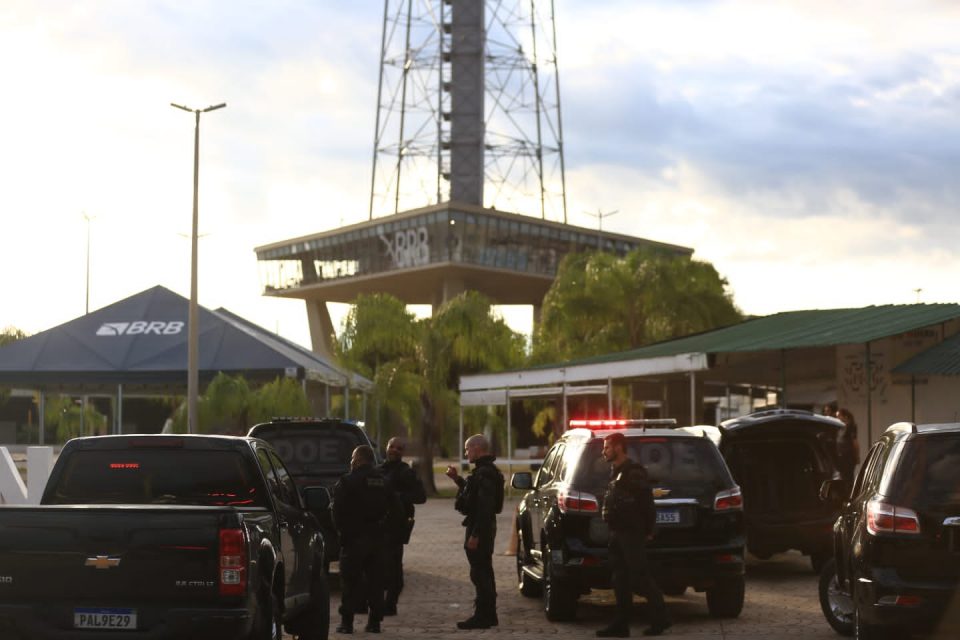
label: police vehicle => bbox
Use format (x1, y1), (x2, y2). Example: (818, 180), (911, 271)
(511, 419), (745, 621)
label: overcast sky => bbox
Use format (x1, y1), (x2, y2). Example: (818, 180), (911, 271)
(2, 0), (958, 350)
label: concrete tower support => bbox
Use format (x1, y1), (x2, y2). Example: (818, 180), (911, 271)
(449, 0), (485, 206)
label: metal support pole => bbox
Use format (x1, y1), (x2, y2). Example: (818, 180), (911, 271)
(562, 384), (568, 431)
(39, 391), (45, 446)
(689, 372), (696, 425)
(459, 406), (465, 471)
(911, 376), (916, 423)
(325, 384), (331, 417)
(117, 384), (123, 435)
(607, 377), (613, 418)
(506, 389), (512, 490)
(344, 385), (350, 420)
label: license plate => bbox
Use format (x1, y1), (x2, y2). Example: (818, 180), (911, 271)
(74, 608), (136, 630)
(656, 509), (680, 524)
(328, 560), (340, 574)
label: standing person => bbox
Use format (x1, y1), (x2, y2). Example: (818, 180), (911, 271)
(598, 432), (671, 638)
(332, 445), (396, 634)
(379, 436), (426, 616)
(444, 434), (504, 630)
(835, 408), (861, 493)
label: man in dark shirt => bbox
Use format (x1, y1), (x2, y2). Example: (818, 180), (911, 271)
(379, 436), (426, 615)
(332, 445), (396, 634)
(445, 434), (504, 630)
(598, 432), (671, 637)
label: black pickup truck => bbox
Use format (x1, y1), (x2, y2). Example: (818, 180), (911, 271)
(0, 434), (331, 640)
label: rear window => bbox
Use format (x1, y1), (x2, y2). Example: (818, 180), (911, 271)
(46, 450), (266, 507)
(887, 435), (960, 507)
(252, 425), (369, 475)
(572, 436), (732, 497)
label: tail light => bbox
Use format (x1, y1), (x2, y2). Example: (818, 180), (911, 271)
(219, 528), (248, 596)
(714, 486), (743, 512)
(866, 500), (921, 536)
(557, 487), (599, 513)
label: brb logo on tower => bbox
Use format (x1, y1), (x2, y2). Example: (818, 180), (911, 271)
(96, 321), (185, 337)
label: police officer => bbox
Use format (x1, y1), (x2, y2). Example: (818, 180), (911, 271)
(445, 434), (504, 630)
(332, 445), (397, 634)
(379, 436), (426, 615)
(598, 432), (671, 638)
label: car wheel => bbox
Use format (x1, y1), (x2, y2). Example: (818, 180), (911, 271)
(661, 584), (687, 597)
(250, 581), (283, 640)
(290, 569), (331, 640)
(542, 544), (576, 622)
(818, 557), (853, 636)
(706, 575), (745, 618)
(516, 524), (542, 598)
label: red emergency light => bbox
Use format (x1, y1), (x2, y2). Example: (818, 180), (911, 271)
(568, 418), (678, 430)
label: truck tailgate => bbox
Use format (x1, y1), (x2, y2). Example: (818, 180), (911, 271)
(0, 505), (254, 602)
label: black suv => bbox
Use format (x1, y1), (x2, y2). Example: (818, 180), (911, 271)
(511, 420), (745, 622)
(819, 422), (960, 639)
(719, 409), (845, 572)
(247, 417), (380, 574)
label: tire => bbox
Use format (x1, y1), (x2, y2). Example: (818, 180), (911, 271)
(706, 575), (745, 618)
(661, 584), (687, 597)
(542, 544), (577, 622)
(516, 527), (542, 598)
(818, 557), (853, 636)
(290, 570), (331, 640)
(250, 581), (283, 640)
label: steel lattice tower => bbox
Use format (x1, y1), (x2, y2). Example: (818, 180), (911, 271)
(369, 0), (567, 223)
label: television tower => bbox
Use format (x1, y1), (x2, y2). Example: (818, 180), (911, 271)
(368, 0), (567, 223)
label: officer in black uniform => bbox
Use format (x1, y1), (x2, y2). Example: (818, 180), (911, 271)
(332, 444), (397, 634)
(598, 432), (671, 638)
(379, 436), (426, 615)
(445, 433), (504, 630)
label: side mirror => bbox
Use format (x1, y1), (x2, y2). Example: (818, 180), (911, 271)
(819, 479), (843, 503)
(303, 486), (331, 511)
(511, 472), (533, 491)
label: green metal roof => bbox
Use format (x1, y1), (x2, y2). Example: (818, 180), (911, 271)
(893, 332), (960, 376)
(562, 304), (960, 367)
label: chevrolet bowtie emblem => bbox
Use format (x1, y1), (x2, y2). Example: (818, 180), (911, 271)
(652, 488), (671, 498)
(85, 556), (121, 570)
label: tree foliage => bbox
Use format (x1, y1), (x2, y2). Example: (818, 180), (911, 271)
(336, 291), (525, 493)
(43, 395), (109, 444)
(170, 373), (311, 434)
(533, 248), (742, 364)
(0, 326), (27, 348)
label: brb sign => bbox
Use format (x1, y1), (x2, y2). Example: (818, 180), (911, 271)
(96, 321), (185, 337)
(379, 226), (430, 268)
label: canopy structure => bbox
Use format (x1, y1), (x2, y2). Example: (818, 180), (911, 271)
(0, 286), (371, 441)
(894, 331), (960, 376)
(0, 286), (369, 391)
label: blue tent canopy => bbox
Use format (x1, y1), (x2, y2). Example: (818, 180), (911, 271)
(0, 286), (370, 392)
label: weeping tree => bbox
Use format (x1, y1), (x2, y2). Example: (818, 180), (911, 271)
(337, 291), (524, 494)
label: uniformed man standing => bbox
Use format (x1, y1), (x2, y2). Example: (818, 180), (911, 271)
(379, 436), (426, 615)
(598, 432), (671, 637)
(445, 434), (504, 630)
(332, 445), (395, 634)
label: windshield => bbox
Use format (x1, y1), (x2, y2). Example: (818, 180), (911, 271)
(253, 425), (369, 476)
(46, 450), (266, 507)
(572, 436), (732, 499)
(887, 434), (960, 508)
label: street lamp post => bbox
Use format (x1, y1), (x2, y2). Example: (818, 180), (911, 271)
(584, 209), (620, 251)
(83, 212), (95, 315)
(171, 101), (226, 434)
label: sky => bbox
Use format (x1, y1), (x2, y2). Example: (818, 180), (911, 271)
(2, 0), (958, 351)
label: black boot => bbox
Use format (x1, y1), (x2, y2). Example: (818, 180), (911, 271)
(457, 615), (493, 630)
(335, 619), (354, 634)
(364, 619), (382, 633)
(596, 622), (630, 637)
(642, 619), (672, 636)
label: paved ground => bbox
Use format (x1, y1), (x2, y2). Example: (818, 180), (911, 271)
(311, 497), (840, 639)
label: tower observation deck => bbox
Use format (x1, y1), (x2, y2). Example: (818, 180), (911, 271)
(256, 1), (692, 358)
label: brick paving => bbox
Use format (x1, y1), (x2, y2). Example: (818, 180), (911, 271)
(307, 498), (839, 640)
